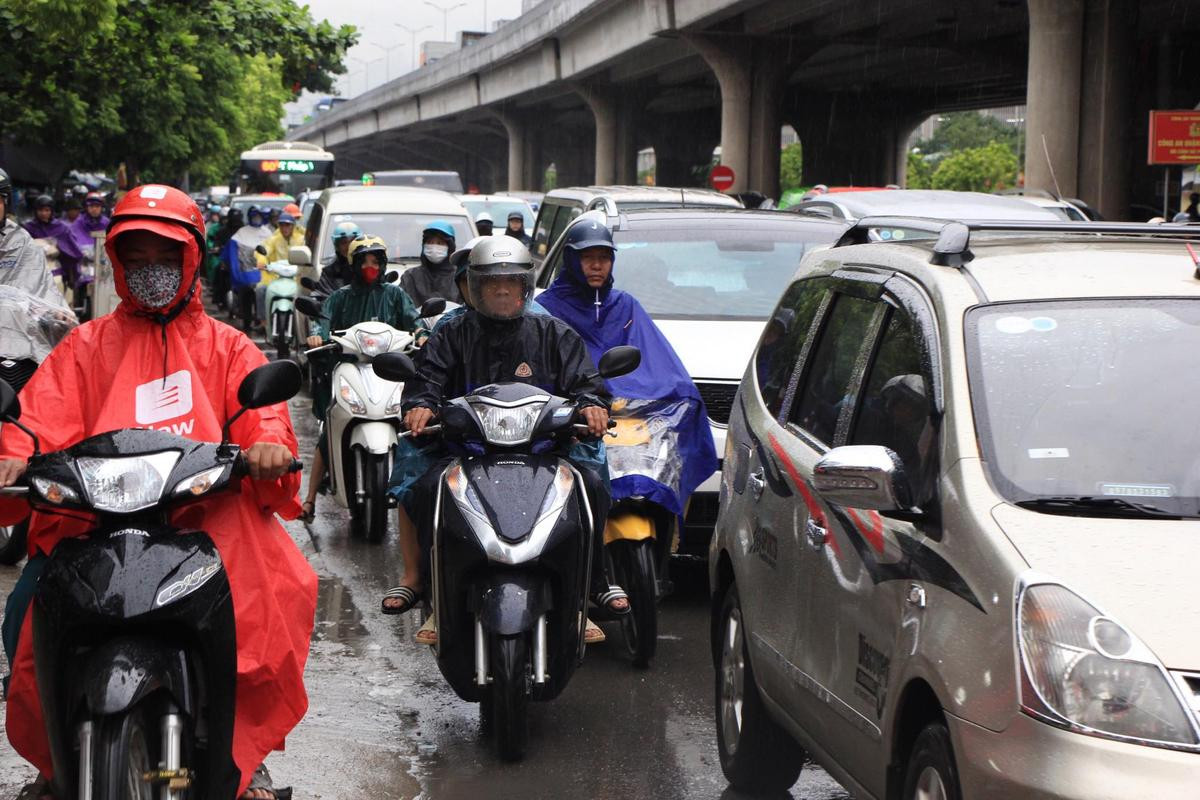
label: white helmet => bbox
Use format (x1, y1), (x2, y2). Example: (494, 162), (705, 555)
(467, 238), (533, 321)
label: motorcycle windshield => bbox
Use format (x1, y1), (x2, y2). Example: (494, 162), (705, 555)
(606, 397), (685, 495)
(0, 285), (78, 363)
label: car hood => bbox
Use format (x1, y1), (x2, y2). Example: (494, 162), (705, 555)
(992, 502), (1200, 670)
(650, 318), (765, 381)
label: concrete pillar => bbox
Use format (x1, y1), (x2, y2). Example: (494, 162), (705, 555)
(748, 44), (789, 200)
(687, 34), (752, 193)
(1024, 0), (1084, 197)
(522, 124), (541, 191)
(614, 95), (639, 185)
(1078, 0), (1134, 219)
(496, 113), (526, 192)
(576, 85), (618, 185)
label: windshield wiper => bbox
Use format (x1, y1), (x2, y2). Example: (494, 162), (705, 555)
(1016, 496), (1182, 519)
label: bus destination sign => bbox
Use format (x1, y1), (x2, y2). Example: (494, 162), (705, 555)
(260, 159), (316, 174)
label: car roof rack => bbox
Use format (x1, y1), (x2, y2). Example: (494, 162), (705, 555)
(832, 217), (1200, 268)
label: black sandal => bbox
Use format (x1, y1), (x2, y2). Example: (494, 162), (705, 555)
(594, 586), (631, 616)
(241, 764), (292, 800)
(299, 500), (315, 523)
(381, 585), (419, 615)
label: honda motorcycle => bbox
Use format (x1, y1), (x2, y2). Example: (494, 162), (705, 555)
(371, 344), (640, 761)
(263, 261), (299, 360)
(0, 359), (302, 800)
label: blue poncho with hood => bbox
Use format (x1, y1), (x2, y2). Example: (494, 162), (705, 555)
(538, 247), (717, 516)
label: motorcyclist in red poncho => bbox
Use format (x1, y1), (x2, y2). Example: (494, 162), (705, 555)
(0, 184), (317, 800)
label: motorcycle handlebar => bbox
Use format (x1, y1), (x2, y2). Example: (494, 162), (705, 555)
(573, 423), (618, 439)
(399, 424), (442, 439)
(0, 486), (28, 496)
(304, 343), (340, 357)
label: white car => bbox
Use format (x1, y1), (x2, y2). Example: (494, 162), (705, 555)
(534, 207), (848, 554)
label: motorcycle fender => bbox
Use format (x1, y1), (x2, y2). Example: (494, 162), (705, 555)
(477, 575), (551, 637)
(273, 299), (294, 313)
(603, 511), (655, 545)
(83, 636), (191, 716)
(349, 421), (397, 455)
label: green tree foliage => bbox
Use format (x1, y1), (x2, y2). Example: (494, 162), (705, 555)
(780, 142), (803, 191)
(0, 0), (356, 183)
(930, 142), (1019, 192)
(906, 150), (933, 189)
(914, 111), (1022, 157)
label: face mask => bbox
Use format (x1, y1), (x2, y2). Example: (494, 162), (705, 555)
(424, 243), (449, 263)
(125, 263), (183, 309)
(360, 265), (381, 284)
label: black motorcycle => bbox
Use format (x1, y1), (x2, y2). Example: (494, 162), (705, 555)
(372, 344), (640, 761)
(0, 360), (302, 800)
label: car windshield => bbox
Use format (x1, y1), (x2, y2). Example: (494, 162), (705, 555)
(966, 299), (1200, 517)
(461, 199), (533, 230)
(610, 226), (835, 320)
(321, 213), (473, 263)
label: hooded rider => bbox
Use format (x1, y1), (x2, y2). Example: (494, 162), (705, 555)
(223, 205), (271, 331)
(537, 220), (718, 527)
(24, 195), (84, 294)
(0, 184), (316, 800)
(0, 169), (67, 309)
(379, 237), (630, 627)
(399, 220), (461, 307)
(69, 192), (109, 257)
(300, 235), (423, 521)
(504, 210), (532, 246)
(313, 220), (360, 297)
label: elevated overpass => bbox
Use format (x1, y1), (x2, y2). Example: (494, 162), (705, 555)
(288, 0), (1200, 220)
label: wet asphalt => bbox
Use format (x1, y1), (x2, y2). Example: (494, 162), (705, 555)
(0, 327), (850, 800)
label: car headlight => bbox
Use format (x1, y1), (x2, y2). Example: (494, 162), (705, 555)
(385, 384), (405, 415)
(173, 466), (227, 498)
(76, 452), (180, 514)
(1017, 581), (1199, 748)
(355, 329), (392, 358)
(470, 401), (544, 445)
(31, 476), (80, 505)
(337, 375), (367, 414)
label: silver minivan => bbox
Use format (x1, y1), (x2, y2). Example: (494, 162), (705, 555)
(711, 219), (1200, 798)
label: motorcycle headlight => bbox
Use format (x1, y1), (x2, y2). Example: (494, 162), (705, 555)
(355, 330), (392, 358)
(1017, 581), (1199, 748)
(173, 466), (227, 498)
(76, 452), (180, 514)
(470, 400), (544, 445)
(385, 384), (405, 415)
(337, 375), (367, 414)
(31, 476), (80, 505)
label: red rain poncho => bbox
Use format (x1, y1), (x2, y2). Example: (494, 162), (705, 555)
(0, 205), (316, 796)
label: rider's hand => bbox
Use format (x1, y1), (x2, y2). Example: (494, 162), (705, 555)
(306, 335), (323, 348)
(404, 407), (435, 436)
(245, 442), (293, 481)
(580, 406), (609, 439)
(0, 459), (27, 488)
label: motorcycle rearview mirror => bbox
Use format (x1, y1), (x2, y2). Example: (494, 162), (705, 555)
(255, 244), (268, 256)
(295, 296), (325, 319)
(419, 297), (446, 317)
(597, 345), (641, 379)
(372, 351), (417, 383)
(299, 276), (318, 291)
(384, 270), (400, 284)
(222, 360), (303, 445)
(0, 379), (41, 455)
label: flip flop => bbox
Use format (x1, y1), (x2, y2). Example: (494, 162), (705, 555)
(594, 586), (631, 616)
(584, 618), (606, 644)
(415, 614), (438, 646)
(381, 585), (419, 615)
(240, 764), (292, 800)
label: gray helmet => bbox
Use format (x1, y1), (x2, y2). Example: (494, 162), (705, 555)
(467, 237), (533, 321)
(0, 168), (10, 213)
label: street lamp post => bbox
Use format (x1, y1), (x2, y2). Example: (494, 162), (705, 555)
(424, 0), (467, 41)
(394, 23), (433, 71)
(368, 40), (407, 82)
(344, 55), (367, 96)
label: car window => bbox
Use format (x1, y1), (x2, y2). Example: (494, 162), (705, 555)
(547, 203), (582, 253)
(533, 203), (561, 257)
(539, 240), (565, 288)
(754, 279), (827, 417)
(304, 203), (324, 252)
(788, 293), (879, 445)
(797, 203), (835, 219)
(850, 309), (937, 503)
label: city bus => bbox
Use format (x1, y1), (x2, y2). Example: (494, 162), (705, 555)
(236, 141), (335, 195)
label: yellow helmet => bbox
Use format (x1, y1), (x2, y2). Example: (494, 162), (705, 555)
(348, 234), (387, 264)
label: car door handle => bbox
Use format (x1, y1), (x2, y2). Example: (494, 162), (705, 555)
(748, 468), (765, 499)
(805, 517), (827, 549)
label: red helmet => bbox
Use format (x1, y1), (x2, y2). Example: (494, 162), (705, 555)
(107, 184), (205, 252)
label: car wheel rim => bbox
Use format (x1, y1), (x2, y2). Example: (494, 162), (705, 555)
(914, 766), (948, 800)
(720, 604), (745, 754)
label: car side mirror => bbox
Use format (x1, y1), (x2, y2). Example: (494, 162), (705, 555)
(813, 445), (912, 512)
(0, 379), (19, 422)
(419, 297), (446, 318)
(372, 352), (417, 383)
(597, 345), (640, 379)
(295, 296), (324, 319)
(288, 245), (312, 266)
(222, 360), (302, 445)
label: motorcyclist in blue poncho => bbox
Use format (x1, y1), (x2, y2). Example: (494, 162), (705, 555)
(537, 220), (718, 523)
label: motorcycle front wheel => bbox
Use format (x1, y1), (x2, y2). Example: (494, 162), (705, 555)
(490, 634), (530, 761)
(274, 310), (291, 360)
(0, 518), (28, 565)
(350, 451), (390, 543)
(95, 709), (156, 800)
(610, 537), (659, 667)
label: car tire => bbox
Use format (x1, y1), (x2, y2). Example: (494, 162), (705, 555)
(715, 585), (804, 793)
(902, 722), (962, 800)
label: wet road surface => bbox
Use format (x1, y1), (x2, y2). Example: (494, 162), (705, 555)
(0, 332), (851, 799)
